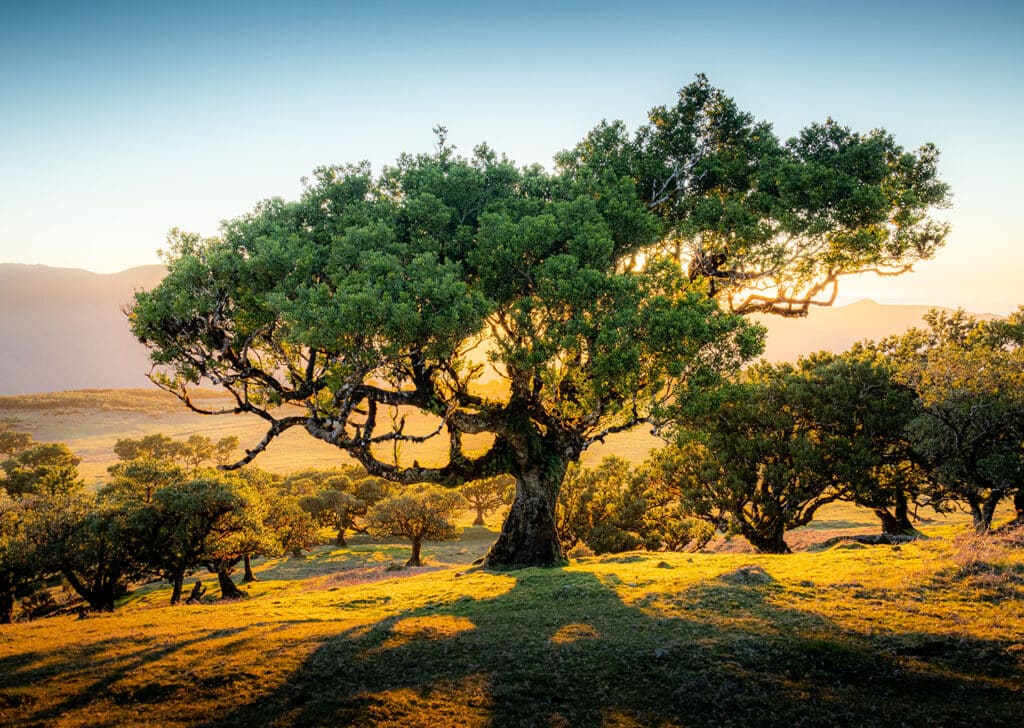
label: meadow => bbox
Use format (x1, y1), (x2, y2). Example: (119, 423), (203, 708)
(2, 390), (1022, 726)
(1, 514), (1022, 727)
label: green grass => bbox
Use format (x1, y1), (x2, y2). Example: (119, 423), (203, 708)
(2, 524), (1022, 727)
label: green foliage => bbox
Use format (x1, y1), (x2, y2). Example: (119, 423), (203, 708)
(871, 307), (1024, 531)
(557, 457), (713, 554)
(367, 485), (466, 566)
(0, 419), (33, 457)
(558, 75), (949, 315)
(655, 354), (923, 553)
(0, 493), (43, 622)
(1, 442), (83, 497)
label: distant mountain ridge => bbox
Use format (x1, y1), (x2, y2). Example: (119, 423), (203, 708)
(0, 264), (166, 395)
(0, 264), (995, 396)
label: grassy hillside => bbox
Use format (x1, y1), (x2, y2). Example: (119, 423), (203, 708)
(1, 518), (1021, 727)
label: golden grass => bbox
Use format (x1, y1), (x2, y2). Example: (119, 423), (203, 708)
(1, 389), (662, 487)
(2, 522), (1022, 727)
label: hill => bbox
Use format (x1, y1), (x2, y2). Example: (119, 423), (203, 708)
(0, 264), (165, 395)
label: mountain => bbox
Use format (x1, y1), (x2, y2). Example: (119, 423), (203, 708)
(0, 264), (994, 395)
(749, 299), (996, 364)
(0, 264), (165, 395)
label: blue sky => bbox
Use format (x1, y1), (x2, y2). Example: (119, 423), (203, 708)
(1, 0), (1022, 312)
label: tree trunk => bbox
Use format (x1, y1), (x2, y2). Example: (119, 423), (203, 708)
(1013, 490), (1024, 524)
(335, 530), (347, 547)
(242, 554), (256, 583)
(485, 467), (564, 569)
(742, 524), (791, 554)
(874, 507), (915, 536)
(0, 591), (13, 624)
(893, 492), (914, 532)
(97, 582), (116, 612)
(169, 573), (185, 606)
(968, 489), (1005, 533)
(406, 537), (423, 567)
(473, 508), (486, 527)
(216, 569), (244, 599)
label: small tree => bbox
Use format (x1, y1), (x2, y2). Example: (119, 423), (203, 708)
(0, 494), (41, 623)
(0, 420), (33, 459)
(460, 476), (513, 527)
(1, 443), (83, 497)
(655, 355), (919, 553)
(367, 485), (466, 567)
(29, 491), (144, 612)
(135, 477), (242, 604)
(875, 308), (1024, 532)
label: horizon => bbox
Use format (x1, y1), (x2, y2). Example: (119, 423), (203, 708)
(1, 1), (1022, 313)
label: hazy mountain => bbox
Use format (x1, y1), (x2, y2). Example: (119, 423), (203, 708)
(0, 264), (165, 395)
(750, 299), (997, 364)
(0, 264), (992, 395)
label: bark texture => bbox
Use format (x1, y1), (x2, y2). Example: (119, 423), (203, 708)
(484, 468), (564, 568)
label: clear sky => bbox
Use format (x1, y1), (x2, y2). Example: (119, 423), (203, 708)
(1, 0), (1021, 313)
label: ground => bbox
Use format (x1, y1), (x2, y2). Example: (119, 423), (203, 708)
(1, 508), (1022, 727)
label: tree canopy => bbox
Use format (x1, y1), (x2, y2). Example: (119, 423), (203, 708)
(129, 78), (948, 567)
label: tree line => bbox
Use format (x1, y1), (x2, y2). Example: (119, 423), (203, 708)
(0, 431), (511, 623)
(558, 308), (1024, 555)
(2, 303), (1021, 621)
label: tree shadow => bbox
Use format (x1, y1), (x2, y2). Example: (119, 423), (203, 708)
(204, 566), (1024, 727)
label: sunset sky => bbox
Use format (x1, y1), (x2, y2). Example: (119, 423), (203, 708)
(1, 0), (1021, 313)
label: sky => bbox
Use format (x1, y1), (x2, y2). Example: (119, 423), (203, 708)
(1, 0), (1022, 313)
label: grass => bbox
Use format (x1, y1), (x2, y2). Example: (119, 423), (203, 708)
(2, 522), (1022, 727)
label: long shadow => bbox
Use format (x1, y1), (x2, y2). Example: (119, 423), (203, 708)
(0, 626), (250, 721)
(205, 567), (1024, 727)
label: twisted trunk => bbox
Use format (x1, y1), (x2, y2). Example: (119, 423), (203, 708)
(874, 494), (915, 535)
(485, 465), (566, 568)
(741, 523), (791, 554)
(216, 569), (244, 599)
(242, 553), (256, 583)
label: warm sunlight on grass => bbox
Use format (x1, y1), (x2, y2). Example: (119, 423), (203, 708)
(2, 526), (1022, 726)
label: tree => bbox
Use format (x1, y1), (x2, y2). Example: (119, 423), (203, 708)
(875, 309), (1024, 532)
(29, 491), (144, 612)
(653, 355), (923, 553)
(128, 79), (948, 567)
(0, 493), (41, 623)
(112, 433), (239, 474)
(0, 420), (33, 459)
(134, 477), (242, 604)
(367, 485), (466, 567)
(1, 443), (83, 497)
(460, 476), (513, 526)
